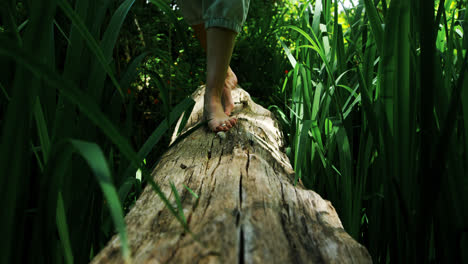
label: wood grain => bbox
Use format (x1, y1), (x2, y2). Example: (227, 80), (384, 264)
(90, 85), (372, 264)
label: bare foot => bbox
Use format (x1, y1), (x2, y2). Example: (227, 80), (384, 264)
(222, 67), (237, 116)
(203, 94), (237, 132)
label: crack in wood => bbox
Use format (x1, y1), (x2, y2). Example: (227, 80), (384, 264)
(280, 181), (290, 219)
(201, 176), (216, 220)
(240, 157), (245, 208)
(239, 226), (245, 264)
(294, 187), (309, 234)
(202, 147), (222, 219)
(245, 148), (250, 177)
(238, 148), (247, 264)
(164, 240), (181, 264)
(279, 202), (302, 264)
(204, 137), (215, 175)
(208, 137), (214, 158)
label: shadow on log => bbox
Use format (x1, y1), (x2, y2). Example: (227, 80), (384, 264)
(91, 85), (372, 264)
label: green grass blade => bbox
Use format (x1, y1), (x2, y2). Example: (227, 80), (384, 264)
(278, 36), (297, 68)
(118, 97), (195, 202)
(335, 126), (354, 237)
(70, 139), (131, 262)
(300, 64), (313, 119)
(57, 0), (124, 98)
(91, 0), (136, 100)
(138, 97), (194, 160)
(356, 66), (381, 148)
(17, 19), (29, 32)
(0, 38), (137, 165)
(312, 82), (323, 120)
(310, 120), (324, 152)
(0, 1), (57, 262)
(331, 0), (339, 65)
(61, 0), (90, 82)
(463, 67), (468, 167)
(2, 5), (22, 44)
(183, 183), (199, 199)
(101, 0), (135, 60)
(363, 0), (384, 53)
(120, 51), (151, 89)
(336, 24), (346, 75)
(151, 72), (172, 126)
(268, 105), (291, 130)
(56, 191), (74, 264)
(169, 180), (187, 226)
(0, 82), (10, 101)
(0, 38), (187, 238)
(34, 97), (51, 163)
(312, 0), (322, 36)
(294, 120), (312, 186)
(285, 25), (336, 88)
(176, 107), (192, 137)
(53, 19), (71, 46)
(31, 141), (45, 172)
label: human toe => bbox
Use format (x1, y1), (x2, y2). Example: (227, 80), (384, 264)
(216, 124), (228, 132)
(228, 117), (237, 126)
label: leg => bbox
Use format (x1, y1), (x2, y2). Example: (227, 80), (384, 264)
(193, 23), (237, 116)
(204, 26), (238, 132)
(180, 0), (250, 121)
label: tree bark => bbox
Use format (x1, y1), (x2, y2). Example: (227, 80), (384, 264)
(90, 85), (372, 264)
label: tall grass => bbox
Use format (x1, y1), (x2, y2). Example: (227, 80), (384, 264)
(274, 0), (467, 262)
(0, 0), (193, 263)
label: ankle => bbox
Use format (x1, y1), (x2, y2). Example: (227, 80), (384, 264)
(205, 86), (221, 99)
(204, 93), (221, 104)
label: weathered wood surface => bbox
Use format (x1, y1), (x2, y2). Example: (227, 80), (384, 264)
(91, 85), (372, 264)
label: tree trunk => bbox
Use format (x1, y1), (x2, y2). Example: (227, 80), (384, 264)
(90, 85), (372, 264)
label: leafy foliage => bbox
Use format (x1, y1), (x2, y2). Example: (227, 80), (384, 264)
(0, 0), (194, 263)
(274, 0), (468, 262)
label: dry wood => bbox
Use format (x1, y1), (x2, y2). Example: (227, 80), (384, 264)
(90, 85), (372, 264)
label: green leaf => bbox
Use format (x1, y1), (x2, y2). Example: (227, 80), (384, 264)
(90, 0), (136, 100)
(312, 82), (323, 120)
(312, 0), (322, 36)
(278, 36), (297, 68)
(0, 38), (188, 248)
(363, 0), (384, 53)
(120, 51), (151, 89)
(53, 19), (71, 46)
(101, 0), (135, 61)
(294, 120), (312, 186)
(56, 191), (74, 264)
(183, 183), (199, 199)
(57, 0), (124, 98)
(169, 181), (187, 226)
(0, 81), (10, 101)
(118, 97), (195, 203)
(34, 97), (51, 163)
(70, 139), (131, 262)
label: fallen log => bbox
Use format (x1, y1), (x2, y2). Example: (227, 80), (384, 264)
(91, 85), (372, 263)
